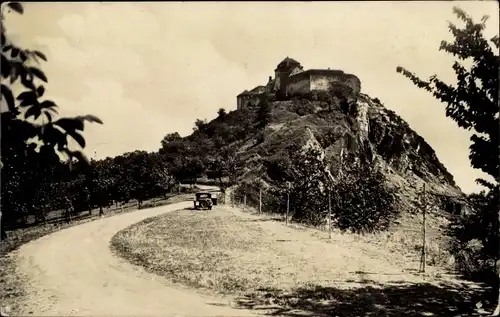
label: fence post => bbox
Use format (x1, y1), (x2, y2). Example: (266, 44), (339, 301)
(0, 211), (3, 251)
(328, 189), (332, 240)
(259, 187), (262, 215)
(243, 194), (247, 211)
(419, 183), (427, 273)
(286, 183), (290, 226)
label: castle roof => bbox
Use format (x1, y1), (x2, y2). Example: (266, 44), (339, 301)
(275, 57), (301, 71)
(237, 86), (266, 97)
(288, 68), (345, 79)
(237, 90), (251, 97)
(249, 85), (266, 93)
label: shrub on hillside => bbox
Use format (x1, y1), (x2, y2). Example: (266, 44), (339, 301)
(332, 166), (399, 234)
(247, 146), (400, 231)
(291, 99), (316, 116)
(316, 91), (332, 103)
(261, 146), (331, 225)
(446, 187), (499, 283)
(233, 181), (283, 214)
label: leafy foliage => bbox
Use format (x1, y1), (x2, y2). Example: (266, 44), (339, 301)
(0, 2), (102, 236)
(396, 8), (500, 308)
(332, 165), (398, 234)
(447, 188), (499, 279)
(256, 95), (272, 129)
(261, 145), (398, 231)
(396, 7), (499, 183)
(265, 146), (330, 225)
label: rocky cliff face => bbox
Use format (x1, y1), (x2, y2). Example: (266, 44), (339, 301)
(236, 92), (463, 219)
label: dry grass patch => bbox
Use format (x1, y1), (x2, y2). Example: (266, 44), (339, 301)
(111, 206), (493, 316)
(110, 206), (459, 297)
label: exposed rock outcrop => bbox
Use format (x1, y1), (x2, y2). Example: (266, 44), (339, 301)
(237, 92), (463, 221)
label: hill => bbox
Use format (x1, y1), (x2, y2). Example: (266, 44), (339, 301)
(160, 91), (466, 265)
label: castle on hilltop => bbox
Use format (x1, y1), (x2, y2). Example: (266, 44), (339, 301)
(237, 57), (361, 110)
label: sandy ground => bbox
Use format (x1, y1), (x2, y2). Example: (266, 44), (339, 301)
(14, 200), (260, 317)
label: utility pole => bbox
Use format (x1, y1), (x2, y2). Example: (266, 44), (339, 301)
(0, 211), (3, 251)
(259, 187), (262, 214)
(325, 148), (343, 240)
(328, 189), (332, 239)
(419, 183), (427, 273)
(286, 182), (290, 226)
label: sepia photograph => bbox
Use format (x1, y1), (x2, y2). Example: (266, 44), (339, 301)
(0, 1), (499, 316)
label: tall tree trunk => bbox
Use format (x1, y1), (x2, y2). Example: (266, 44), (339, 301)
(492, 287), (500, 316)
(493, 206), (500, 316)
(0, 211), (7, 241)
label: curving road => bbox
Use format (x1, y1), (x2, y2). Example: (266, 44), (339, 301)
(16, 197), (259, 316)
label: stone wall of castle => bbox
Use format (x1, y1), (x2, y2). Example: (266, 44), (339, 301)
(344, 74), (361, 93)
(285, 70), (361, 98)
(310, 72), (361, 95)
(237, 94), (262, 110)
(286, 74), (311, 96)
(237, 59), (362, 110)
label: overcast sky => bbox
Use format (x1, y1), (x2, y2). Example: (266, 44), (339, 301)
(3, 1), (498, 193)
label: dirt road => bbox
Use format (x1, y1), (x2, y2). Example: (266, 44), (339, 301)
(15, 201), (258, 316)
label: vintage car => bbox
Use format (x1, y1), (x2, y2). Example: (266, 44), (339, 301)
(193, 192), (217, 210)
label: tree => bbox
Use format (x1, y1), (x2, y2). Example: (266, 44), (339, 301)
(217, 108), (226, 119)
(396, 7), (498, 184)
(88, 159), (115, 215)
(396, 7), (499, 315)
(160, 132), (181, 149)
(265, 145), (331, 225)
(256, 95), (272, 129)
(193, 118), (208, 133)
(0, 2), (103, 237)
(206, 146), (243, 192)
(332, 164), (398, 233)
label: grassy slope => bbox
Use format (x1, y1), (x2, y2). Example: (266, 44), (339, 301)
(110, 205), (490, 317)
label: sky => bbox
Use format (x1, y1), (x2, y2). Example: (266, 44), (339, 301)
(3, 1), (499, 194)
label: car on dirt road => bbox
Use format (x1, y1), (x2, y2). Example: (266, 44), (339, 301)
(193, 192), (217, 210)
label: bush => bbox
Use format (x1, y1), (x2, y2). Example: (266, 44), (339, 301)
(446, 187), (499, 284)
(316, 91), (332, 102)
(332, 167), (399, 234)
(233, 181), (283, 214)
(291, 99), (316, 116)
(245, 147), (399, 232)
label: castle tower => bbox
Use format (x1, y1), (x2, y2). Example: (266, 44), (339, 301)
(274, 57), (303, 98)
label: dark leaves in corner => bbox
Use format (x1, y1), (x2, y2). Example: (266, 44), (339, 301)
(17, 90), (37, 108)
(24, 104), (42, 120)
(6, 2), (24, 15)
(1, 54), (11, 78)
(54, 117), (84, 133)
(1, 84), (15, 112)
(28, 67), (48, 82)
(40, 100), (58, 112)
(76, 114), (104, 125)
(33, 50), (47, 61)
(36, 85), (45, 97)
(63, 149), (90, 169)
(69, 131), (86, 148)
(10, 47), (20, 58)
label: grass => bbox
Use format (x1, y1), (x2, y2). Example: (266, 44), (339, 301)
(110, 205), (493, 316)
(0, 191), (195, 314)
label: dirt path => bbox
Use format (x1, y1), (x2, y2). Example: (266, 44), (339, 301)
(15, 201), (259, 316)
